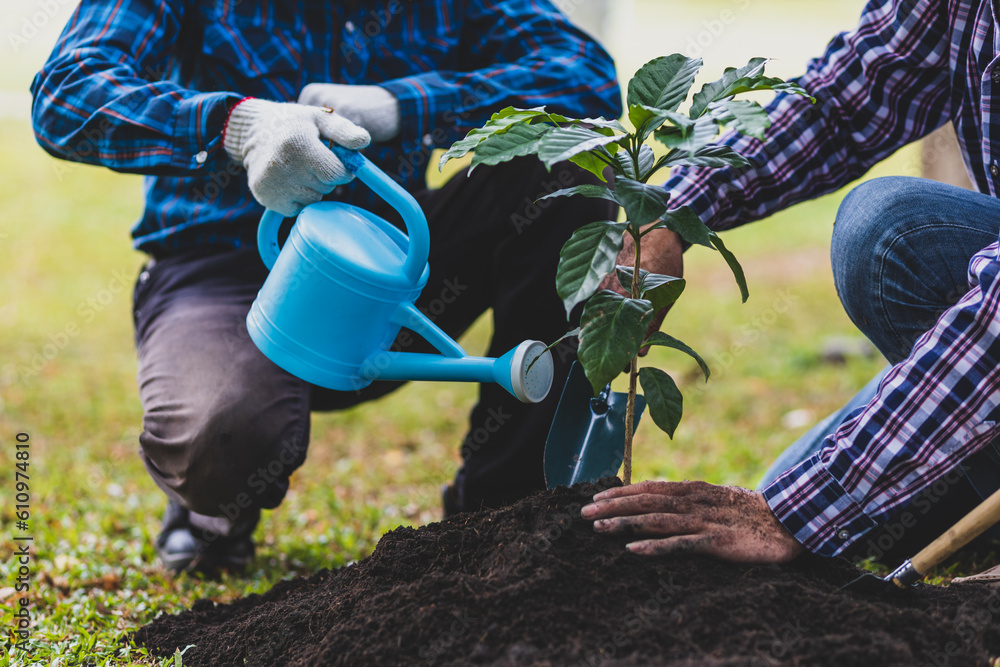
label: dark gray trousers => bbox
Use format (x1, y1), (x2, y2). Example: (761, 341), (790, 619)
(132, 158), (614, 531)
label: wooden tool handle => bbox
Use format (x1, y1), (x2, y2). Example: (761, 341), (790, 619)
(911, 486), (1000, 575)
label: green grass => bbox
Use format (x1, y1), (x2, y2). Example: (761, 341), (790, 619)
(0, 6), (984, 659)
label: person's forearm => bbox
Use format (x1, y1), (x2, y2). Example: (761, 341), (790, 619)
(764, 241), (1000, 556)
(380, 0), (621, 146)
(666, 0), (951, 231)
(30, 0), (240, 176)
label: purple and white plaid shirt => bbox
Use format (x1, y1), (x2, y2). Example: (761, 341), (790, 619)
(663, 0), (1000, 556)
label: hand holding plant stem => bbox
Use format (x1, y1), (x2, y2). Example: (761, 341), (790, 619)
(441, 55), (813, 484)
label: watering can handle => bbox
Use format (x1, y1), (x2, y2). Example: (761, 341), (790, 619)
(257, 145), (431, 285)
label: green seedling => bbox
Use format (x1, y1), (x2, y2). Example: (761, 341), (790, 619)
(441, 55), (813, 484)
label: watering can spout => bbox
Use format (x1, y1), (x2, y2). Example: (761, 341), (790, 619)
(362, 341), (554, 404)
(247, 146), (555, 404)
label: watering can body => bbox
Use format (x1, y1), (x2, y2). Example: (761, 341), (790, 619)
(246, 146), (553, 403)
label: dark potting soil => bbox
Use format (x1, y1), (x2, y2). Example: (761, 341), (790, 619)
(135, 479), (1000, 666)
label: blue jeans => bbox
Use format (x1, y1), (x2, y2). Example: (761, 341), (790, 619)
(757, 176), (1000, 562)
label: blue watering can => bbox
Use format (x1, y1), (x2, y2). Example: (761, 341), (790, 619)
(246, 145), (554, 403)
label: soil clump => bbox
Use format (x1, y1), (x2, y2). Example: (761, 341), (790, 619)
(135, 479), (1000, 666)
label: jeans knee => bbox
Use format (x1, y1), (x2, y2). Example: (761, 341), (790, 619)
(832, 177), (923, 315)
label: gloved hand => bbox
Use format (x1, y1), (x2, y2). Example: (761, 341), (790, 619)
(298, 83), (401, 143)
(223, 98), (371, 217)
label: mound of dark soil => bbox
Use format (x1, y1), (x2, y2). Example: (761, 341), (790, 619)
(135, 480), (1000, 666)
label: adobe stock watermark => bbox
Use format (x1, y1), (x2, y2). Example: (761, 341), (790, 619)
(8, 0), (76, 53)
(850, 467), (965, 565)
(3, 268), (134, 384)
(341, 1), (404, 64)
(583, 575), (684, 666)
(409, 609), (477, 665)
(922, 587), (1000, 667)
(354, 275), (471, 390)
(682, 0), (753, 59)
(691, 289), (800, 395)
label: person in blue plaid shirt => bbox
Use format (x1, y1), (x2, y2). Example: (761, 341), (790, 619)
(31, 0), (628, 573)
(583, 0), (1000, 573)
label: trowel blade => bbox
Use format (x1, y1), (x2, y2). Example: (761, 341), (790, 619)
(543, 362), (646, 489)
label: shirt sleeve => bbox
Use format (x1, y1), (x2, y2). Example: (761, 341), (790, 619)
(763, 241), (1000, 556)
(30, 0), (241, 176)
(664, 0), (952, 231)
(379, 0), (622, 145)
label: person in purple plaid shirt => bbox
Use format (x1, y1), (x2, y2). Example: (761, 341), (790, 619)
(583, 0), (1000, 572)
(31, 0), (625, 573)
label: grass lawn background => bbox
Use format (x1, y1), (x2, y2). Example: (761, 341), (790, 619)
(0, 0), (953, 664)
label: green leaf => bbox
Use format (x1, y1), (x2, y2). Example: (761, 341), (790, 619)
(614, 176), (671, 229)
(710, 231), (749, 303)
(616, 267), (686, 311)
(570, 149), (616, 182)
(578, 291), (654, 394)
(628, 54), (703, 112)
(615, 144), (655, 182)
(469, 123), (554, 172)
(654, 114), (719, 153)
(643, 275), (687, 311)
(438, 107), (552, 169)
(660, 144), (750, 169)
(439, 127), (494, 169)
(643, 332), (710, 381)
(709, 99), (771, 140)
(537, 126), (621, 170)
(493, 106), (548, 119)
(555, 222), (627, 317)
(638, 367), (684, 437)
(651, 206), (713, 248)
(628, 104), (670, 142)
(578, 117), (629, 133)
(538, 184), (619, 204)
(690, 57), (770, 117)
(690, 57), (814, 117)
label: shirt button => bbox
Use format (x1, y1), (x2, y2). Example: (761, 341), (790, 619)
(345, 20), (356, 33)
(836, 528), (851, 540)
(991, 163), (999, 178)
(422, 133), (434, 147)
(195, 150), (208, 164)
(992, 70), (1000, 84)
(139, 271), (150, 284)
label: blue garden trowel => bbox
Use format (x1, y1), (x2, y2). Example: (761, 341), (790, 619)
(543, 361), (646, 489)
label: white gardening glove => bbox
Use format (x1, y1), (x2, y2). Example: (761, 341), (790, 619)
(223, 98), (371, 217)
(298, 83), (401, 143)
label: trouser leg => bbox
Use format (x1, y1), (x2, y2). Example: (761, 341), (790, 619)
(133, 248), (312, 534)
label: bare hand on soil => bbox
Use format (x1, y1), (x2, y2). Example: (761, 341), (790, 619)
(581, 480), (805, 563)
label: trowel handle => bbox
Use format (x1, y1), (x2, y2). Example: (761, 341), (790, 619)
(330, 145), (430, 285)
(909, 486), (1000, 577)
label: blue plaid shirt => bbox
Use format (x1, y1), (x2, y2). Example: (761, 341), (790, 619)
(664, 0), (1000, 556)
(31, 0), (620, 256)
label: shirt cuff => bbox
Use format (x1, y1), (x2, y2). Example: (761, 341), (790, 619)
(169, 91), (243, 172)
(762, 452), (878, 557)
(380, 76), (462, 145)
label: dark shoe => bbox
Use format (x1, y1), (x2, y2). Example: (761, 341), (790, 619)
(155, 501), (256, 574)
